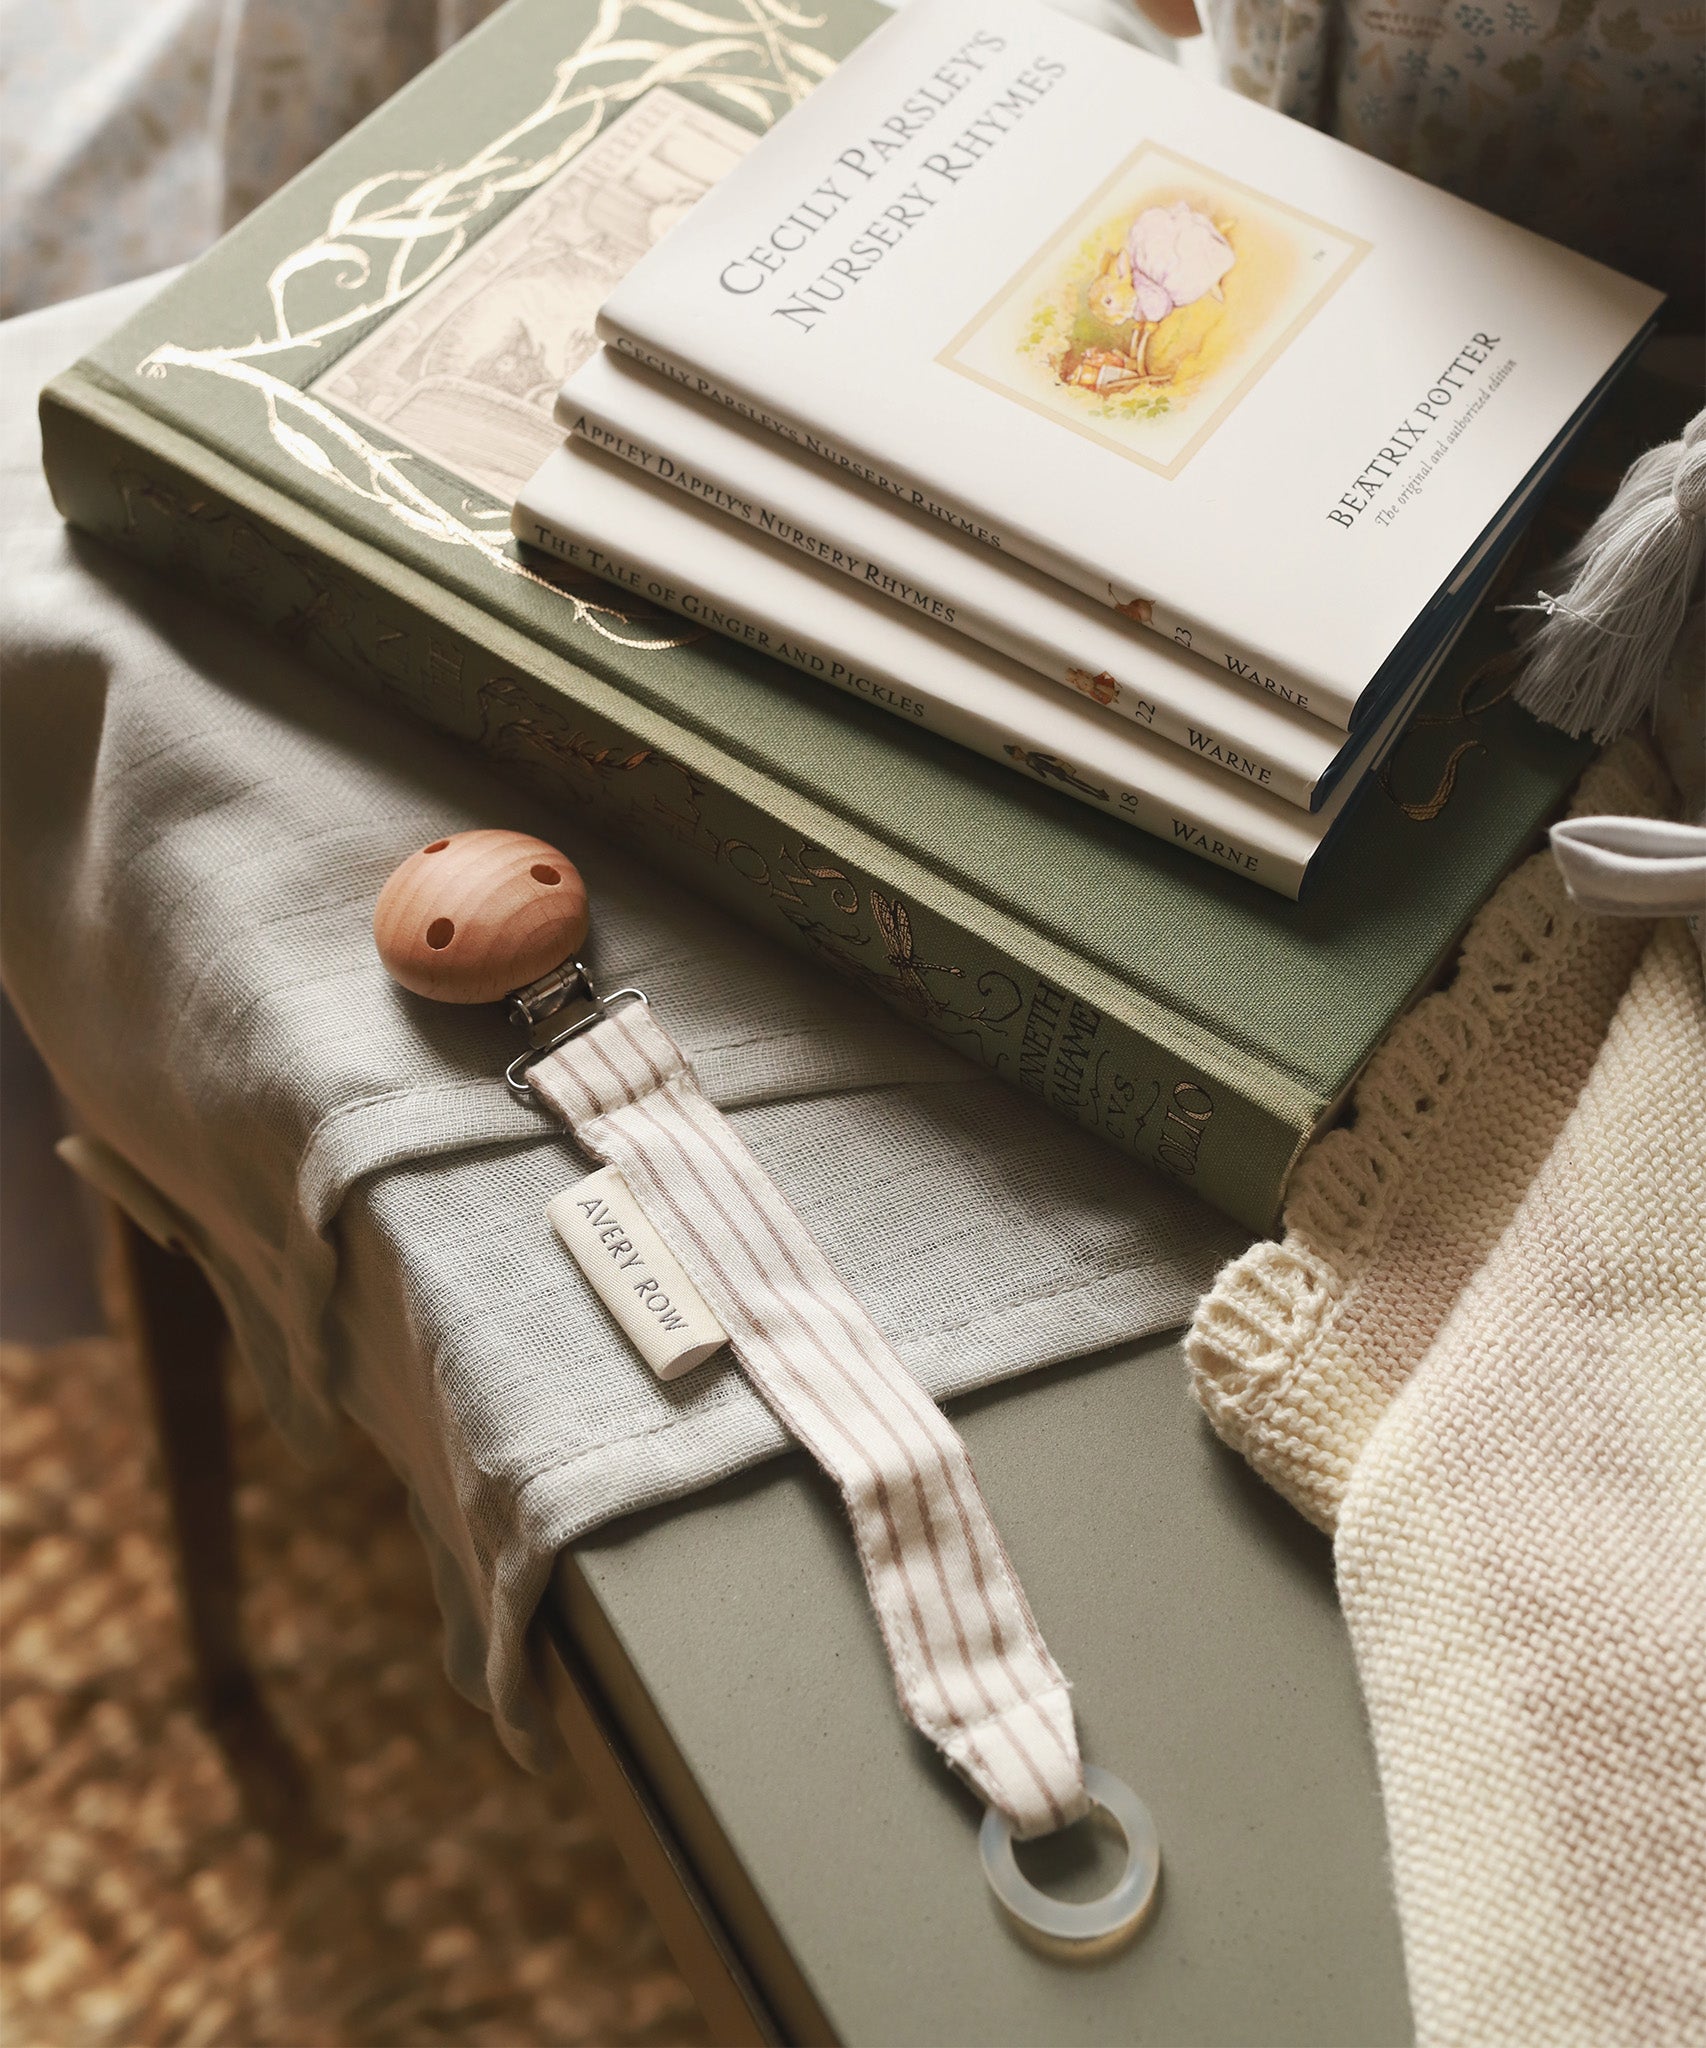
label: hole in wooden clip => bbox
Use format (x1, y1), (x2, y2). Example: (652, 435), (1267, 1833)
(423, 839), (449, 854)
(426, 918), (455, 950)
(531, 865), (561, 886)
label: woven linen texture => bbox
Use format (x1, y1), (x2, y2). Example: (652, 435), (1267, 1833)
(0, 277), (1243, 1770)
(530, 1003), (1087, 1837)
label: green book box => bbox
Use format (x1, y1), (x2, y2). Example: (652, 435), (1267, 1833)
(41, 0), (1631, 1230)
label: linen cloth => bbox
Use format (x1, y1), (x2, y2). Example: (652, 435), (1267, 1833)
(531, 1003), (1089, 1837)
(0, 277), (1243, 1767)
(1188, 735), (1706, 2043)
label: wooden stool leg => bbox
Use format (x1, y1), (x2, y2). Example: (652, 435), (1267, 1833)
(112, 1212), (322, 1853)
(117, 1215), (247, 1716)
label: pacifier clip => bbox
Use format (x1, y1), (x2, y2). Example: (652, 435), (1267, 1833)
(375, 829), (1159, 1953)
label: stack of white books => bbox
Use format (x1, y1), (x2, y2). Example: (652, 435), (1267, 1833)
(512, 0), (1659, 898)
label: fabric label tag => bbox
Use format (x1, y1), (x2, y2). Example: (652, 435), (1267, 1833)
(548, 1166), (727, 1380)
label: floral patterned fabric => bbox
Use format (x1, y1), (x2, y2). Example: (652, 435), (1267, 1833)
(1205, 0), (1704, 321)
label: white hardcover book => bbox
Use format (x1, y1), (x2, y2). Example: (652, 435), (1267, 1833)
(512, 437), (1464, 899)
(557, 348), (1349, 809)
(593, 0), (1660, 729)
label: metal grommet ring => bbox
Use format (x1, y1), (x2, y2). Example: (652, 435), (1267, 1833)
(979, 1766), (1160, 1959)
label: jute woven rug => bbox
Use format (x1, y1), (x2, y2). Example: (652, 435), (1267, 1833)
(0, 1325), (711, 2048)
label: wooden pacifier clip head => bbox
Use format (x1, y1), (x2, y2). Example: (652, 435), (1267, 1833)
(374, 828), (711, 1387)
(370, 831), (1162, 1940)
(374, 827), (591, 1010)
(374, 828), (648, 1090)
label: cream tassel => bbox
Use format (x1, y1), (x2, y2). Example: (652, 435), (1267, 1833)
(1510, 408), (1705, 743)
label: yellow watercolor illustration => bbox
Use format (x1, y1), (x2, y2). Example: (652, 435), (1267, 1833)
(941, 146), (1369, 478)
(1051, 186), (1291, 408)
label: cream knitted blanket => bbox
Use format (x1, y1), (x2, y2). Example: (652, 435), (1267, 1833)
(1189, 738), (1706, 2045)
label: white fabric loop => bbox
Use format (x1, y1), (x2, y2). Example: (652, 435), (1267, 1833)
(530, 1002), (1090, 1839)
(1550, 815), (1706, 919)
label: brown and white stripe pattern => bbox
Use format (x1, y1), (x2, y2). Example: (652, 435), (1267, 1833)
(531, 1004), (1088, 1839)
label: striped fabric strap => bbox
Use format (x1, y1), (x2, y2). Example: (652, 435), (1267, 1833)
(530, 1001), (1089, 1840)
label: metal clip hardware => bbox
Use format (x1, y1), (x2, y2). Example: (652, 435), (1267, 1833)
(503, 959), (650, 1097)
(506, 959), (594, 1030)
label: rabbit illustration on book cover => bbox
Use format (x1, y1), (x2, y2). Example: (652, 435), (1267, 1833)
(1072, 202), (1236, 388)
(942, 143), (1366, 476)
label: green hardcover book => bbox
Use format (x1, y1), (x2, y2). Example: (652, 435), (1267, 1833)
(40, 0), (1629, 1230)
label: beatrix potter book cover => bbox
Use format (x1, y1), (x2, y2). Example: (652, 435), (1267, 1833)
(556, 346), (1357, 807)
(597, 0), (1661, 725)
(945, 144), (1366, 480)
(512, 432), (1451, 897)
(38, 0), (1617, 1229)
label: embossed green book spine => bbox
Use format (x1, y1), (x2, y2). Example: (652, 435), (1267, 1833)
(38, 0), (1596, 1232)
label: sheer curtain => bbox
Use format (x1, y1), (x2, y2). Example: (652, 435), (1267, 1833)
(0, 0), (1204, 319)
(1, 0), (503, 316)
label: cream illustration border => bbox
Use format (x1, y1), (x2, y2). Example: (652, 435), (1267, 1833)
(937, 142), (1372, 481)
